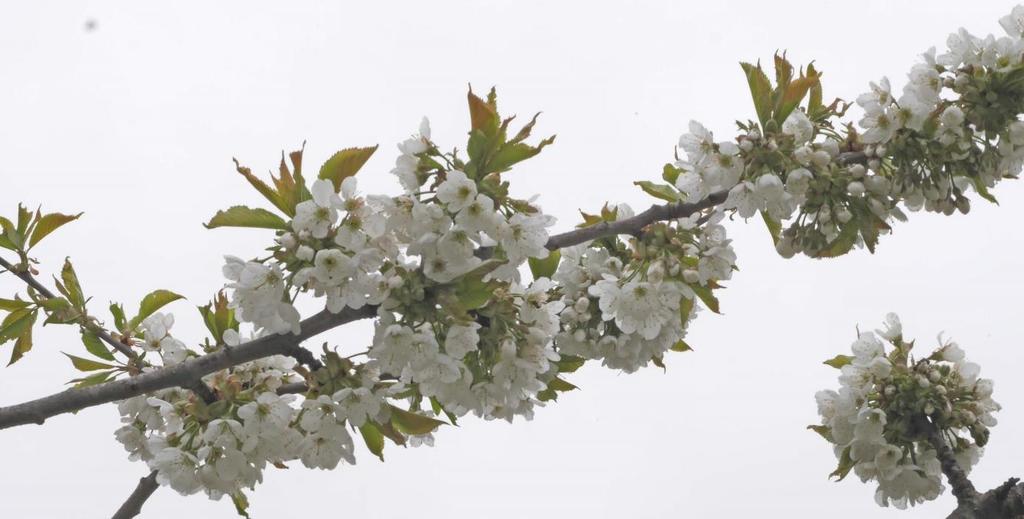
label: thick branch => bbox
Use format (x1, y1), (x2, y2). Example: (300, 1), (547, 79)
(929, 427), (980, 508)
(947, 477), (1024, 519)
(111, 471), (159, 519)
(0, 305), (375, 430)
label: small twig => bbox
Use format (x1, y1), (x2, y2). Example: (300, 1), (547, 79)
(0, 255), (217, 403)
(282, 342), (324, 372)
(276, 382), (309, 395)
(111, 470), (159, 519)
(0, 256), (137, 359)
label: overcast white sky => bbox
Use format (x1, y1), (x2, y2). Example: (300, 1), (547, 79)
(1, 1), (1022, 517)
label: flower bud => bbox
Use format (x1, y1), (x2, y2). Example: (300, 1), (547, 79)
(793, 145), (813, 165)
(847, 181), (866, 197)
(297, 245), (315, 261)
(277, 232), (297, 249)
(812, 150), (832, 168)
(682, 269), (700, 284)
(574, 297), (590, 313)
(835, 208), (853, 223)
(975, 379), (994, 399)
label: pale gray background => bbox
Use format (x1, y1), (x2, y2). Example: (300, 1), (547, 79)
(1, 1), (1021, 517)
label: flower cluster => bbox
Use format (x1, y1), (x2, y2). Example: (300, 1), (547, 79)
(669, 7), (1024, 258)
(96, 8), (1024, 514)
(812, 314), (1000, 509)
(115, 340), (408, 503)
(553, 208), (733, 373)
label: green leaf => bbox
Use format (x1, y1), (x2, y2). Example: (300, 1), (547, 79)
(528, 250), (560, 280)
(0, 309), (36, 345)
(231, 491), (251, 518)
(972, 177), (999, 204)
(69, 369), (116, 388)
(486, 137), (555, 174)
(27, 212), (82, 249)
(450, 261), (505, 311)
(690, 284), (721, 314)
(63, 352), (117, 371)
(359, 422), (386, 461)
(127, 290), (184, 331)
(806, 63), (825, 118)
(233, 159), (293, 217)
(816, 221), (859, 258)
(807, 424), (833, 442)
(429, 396), (458, 425)
(740, 62), (773, 127)
(633, 181), (680, 202)
(773, 53), (794, 91)
(662, 163), (682, 185)
(0, 215), (18, 251)
(199, 291), (237, 344)
(110, 303), (127, 332)
(59, 259), (85, 309)
(539, 377), (578, 402)
(204, 205), (288, 231)
(555, 355), (586, 374)
(761, 211), (782, 246)
(37, 297), (70, 312)
(277, 147), (312, 209)
(15, 204), (32, 235)
(318, 146), (379, 192)
(389, 405), (447, 435)
(858, 214), (882, 254)
(377, 421), (408, 446)
(82, 331), (115, 361)
(8, 325), (32, 365)
(829, 446), (855, 481)
(0, 297), (30, 312)
(537, 388), (558, 402)
(670, 340), (692, 352)
(547, 377), (577, 392)
(652, 355), (666, 369)
(679, 295), (695, 324)
(775, 72), (820, 125)
(468, 87), (499, 136)
(823, 354), (853, 369)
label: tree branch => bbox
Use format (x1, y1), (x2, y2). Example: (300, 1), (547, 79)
(111, 471), (159, 519)
(0, 256), (136, 359)
(544, 190), (729, 250)
(0, 305), (376, 430)
(947, 477), (1024, 519)
(542, 151), (865, 251)
(0, 256), (218, 403)
(928, 427), (980, 514)
(0, 151), (870, 430)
